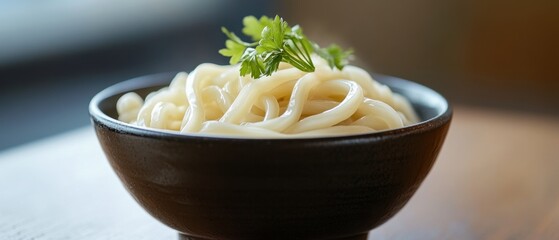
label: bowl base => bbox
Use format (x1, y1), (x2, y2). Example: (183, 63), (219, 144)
(179, 232), (369, 240)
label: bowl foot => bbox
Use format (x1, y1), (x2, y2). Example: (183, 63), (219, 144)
(178, 232), (369, 240)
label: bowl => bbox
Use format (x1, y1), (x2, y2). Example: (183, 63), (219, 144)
(89, 72), (451, 240)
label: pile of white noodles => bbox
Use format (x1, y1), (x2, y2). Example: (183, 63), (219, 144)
(117, 57), (419, 138)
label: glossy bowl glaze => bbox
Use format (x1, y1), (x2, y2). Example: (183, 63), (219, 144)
(89, 72), (451, 240)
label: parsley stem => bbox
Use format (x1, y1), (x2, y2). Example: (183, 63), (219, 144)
(287, 36), (313, 69)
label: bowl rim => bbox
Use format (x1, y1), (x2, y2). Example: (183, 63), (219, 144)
(89, 72), (452, 142)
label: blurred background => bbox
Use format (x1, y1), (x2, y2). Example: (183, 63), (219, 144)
(0, 0), (557, 150)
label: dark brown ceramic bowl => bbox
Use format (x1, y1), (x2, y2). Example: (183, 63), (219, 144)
(89, 72), (451, 240)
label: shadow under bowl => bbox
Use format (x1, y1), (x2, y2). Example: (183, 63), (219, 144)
(89, 72), (452, 240)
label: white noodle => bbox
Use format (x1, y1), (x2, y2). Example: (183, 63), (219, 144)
(117, 57), (419, 138)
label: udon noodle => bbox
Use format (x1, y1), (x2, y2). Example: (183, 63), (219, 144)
(117, 57), (419, 138)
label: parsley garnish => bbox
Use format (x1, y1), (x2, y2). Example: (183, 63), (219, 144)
(219, 15), (352, 79)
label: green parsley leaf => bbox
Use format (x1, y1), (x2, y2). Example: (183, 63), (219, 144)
(242, 16), (272, 41)
(314, 44), (353, 70)
(239, 48), (265, 78)
(257, 16), (287, 53)
(218, 27), (256, 64)
(262, 51), (283, 76)
(220, 15), (352, 78)
(219, 39), (245, 65)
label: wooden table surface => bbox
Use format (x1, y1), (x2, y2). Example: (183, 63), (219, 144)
(1, 106), (558, 239)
